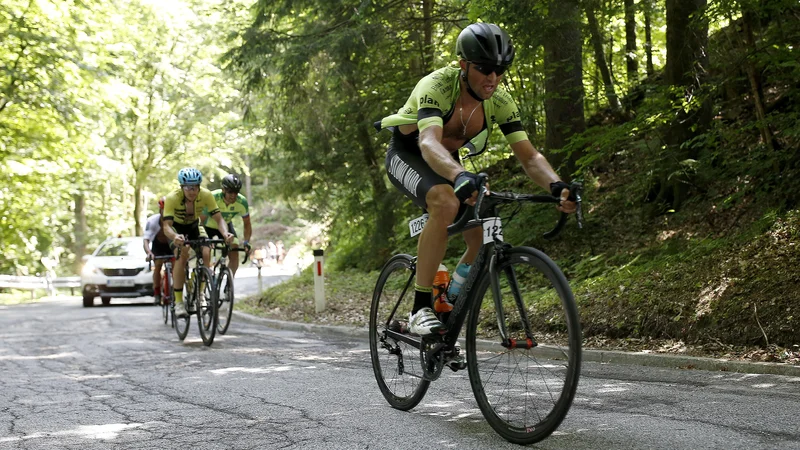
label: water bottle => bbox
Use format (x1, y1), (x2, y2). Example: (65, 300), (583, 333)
(432, 264), (453, 313)
(447, 263), (471, 302)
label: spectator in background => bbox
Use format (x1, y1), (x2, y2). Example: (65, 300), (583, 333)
(276, 240), (285, 265)
(267, 241), (277, 264)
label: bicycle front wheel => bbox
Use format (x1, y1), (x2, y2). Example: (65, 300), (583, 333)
(369, 254), (430, 410)
(195, 267), (217, 346)
(466, 246), (581, 445)
(215, 267), (234, 335)
(162, 268), (173, 325)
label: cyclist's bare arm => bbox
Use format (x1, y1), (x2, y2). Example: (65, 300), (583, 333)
(143, 239), (154, 260)
(211, 212), (234, 244)
(419, 125), (464, 182)
(242, 215), (253, 244)
(162, 218), (183, 244)
(510, 140), (576, 214)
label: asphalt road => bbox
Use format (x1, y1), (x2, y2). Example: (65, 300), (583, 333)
(1, 267), (799, 449)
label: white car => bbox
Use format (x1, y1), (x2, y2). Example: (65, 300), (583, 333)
(81, 236), (154, 307)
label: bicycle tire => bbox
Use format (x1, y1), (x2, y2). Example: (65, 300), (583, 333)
(174, 269), (192, 341)
(162, 267), (173, 325)
(369, 254), (430, 411)
(465, 246), (581, 445)
(215, 267), (234, 335)
(195, 267), (217, 346)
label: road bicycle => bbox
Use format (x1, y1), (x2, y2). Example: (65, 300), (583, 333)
(173, 239), (223, 346)
(369, 174), (583, 445)
(209, 243), (249, 335)
(149, 255), (176, 325)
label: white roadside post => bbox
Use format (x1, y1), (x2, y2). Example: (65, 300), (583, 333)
(313, 249), (325, 313)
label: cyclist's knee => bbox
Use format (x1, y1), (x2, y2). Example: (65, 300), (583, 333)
(426, 185), (459, 221)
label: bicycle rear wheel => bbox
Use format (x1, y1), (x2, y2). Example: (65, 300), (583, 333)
(466, 246), (581, 445)
(195, 267), (217, 346)
(369, 254), (430, 411)
(215, 267), (234, 335)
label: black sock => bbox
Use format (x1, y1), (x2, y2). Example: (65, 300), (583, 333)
(412, 284), (432, 314)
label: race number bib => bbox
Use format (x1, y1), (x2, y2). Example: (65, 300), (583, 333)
(408, 214), (428, 237)
(482, 217), (504, 244)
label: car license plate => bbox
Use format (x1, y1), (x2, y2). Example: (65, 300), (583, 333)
(107, 278), (135, 287)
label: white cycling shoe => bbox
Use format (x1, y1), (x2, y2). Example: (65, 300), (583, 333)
(408, 307), (446, 336)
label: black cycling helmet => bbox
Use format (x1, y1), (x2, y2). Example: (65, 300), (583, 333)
(455, 23), (515, 66)
(221, 174), (243, 192)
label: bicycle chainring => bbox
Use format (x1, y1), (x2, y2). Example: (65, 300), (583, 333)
(420, 338), (445, 381)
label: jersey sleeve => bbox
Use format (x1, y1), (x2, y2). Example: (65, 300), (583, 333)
(162, 192), (178, 223)
(409, 69), (453, 132)
(239, 195), (250, 218)
(492, 90), (528, 145)
(144, 215), (159, 241)
(201, 190), (220, 217)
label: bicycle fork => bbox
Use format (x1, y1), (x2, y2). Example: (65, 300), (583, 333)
(488, 248), (538, 350)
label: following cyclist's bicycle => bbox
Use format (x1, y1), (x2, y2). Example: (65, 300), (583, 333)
(209, 242), (249, 335)
(149, 255), (176, 325)
(369, 174), (583, 445)
(172, 239), (223, 346)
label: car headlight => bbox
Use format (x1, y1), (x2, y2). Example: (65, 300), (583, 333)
(81, 262), (104, 276)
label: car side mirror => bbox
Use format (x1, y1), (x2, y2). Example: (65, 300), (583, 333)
(82, 255), (91, 262)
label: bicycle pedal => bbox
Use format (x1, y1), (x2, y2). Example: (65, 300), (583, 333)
(446, 360), (467, 372)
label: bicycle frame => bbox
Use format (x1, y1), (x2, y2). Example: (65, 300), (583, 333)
(382, 215), (506, 353)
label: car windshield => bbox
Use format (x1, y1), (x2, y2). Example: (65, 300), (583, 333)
(95, 239), (146, 258)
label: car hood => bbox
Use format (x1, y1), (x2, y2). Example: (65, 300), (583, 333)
(88, 256), (147, 269)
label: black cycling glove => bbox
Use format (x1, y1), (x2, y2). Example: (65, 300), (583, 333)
(550, 181), (571, 199)
(453, 171), (480, 203)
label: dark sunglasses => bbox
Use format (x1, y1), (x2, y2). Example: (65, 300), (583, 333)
(470, 62), (509, 76)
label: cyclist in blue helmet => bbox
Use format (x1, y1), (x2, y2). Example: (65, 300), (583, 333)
(375, 23), (576, 339)
(162, 167), (234, 317)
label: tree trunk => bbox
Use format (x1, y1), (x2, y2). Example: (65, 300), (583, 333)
(133, 175), (144, 236)
(544, 0), (586, 177)
(660, 0), (711, 211)
(741, 8), (778, 153)
(356, 113), (394, 266)
(422, 0), (434, 74)
(245, 154), (252, 204)
(625, 0), (639, 83)
(586, 1), (623, 112)
(643, 0), (655, 76)
(73, 193), (87, 274)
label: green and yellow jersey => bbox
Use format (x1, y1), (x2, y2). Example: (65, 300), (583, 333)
(163, 186), (219, 225)
(375, 66), (528, 154)
(202, 189), (249, 230)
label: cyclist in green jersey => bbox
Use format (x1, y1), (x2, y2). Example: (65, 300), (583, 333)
(375, 23), (576, 336)
(162, 167), (234, 317)
(201, 174), (252, 276)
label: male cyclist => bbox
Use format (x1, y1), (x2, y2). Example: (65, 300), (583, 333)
(162, 168), (234, 317)
(143, 197), (171, 305)
(375, 23), (576, 336)
(200, 173), (252, 277)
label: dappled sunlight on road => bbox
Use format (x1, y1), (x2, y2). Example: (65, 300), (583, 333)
(0, 423), (143, 443)
(209, 365), (315, 375)
(0, 352), (78, 361)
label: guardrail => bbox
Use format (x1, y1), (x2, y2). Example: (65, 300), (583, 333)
(0, 275), (81, 299)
